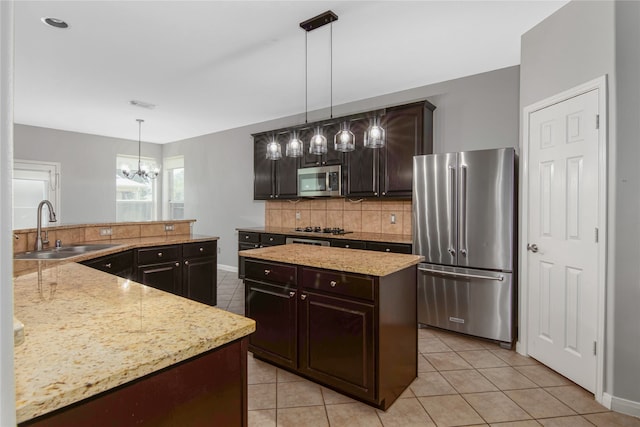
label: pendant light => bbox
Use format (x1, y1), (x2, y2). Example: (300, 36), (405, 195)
(265, 134), (282, 160)
(296, 11), (338, 157)
(309, 126), (328, 155)
(364, 115), (386, 148)
(122, 119), (159, 181)
(334, 121), (355, 152)
(286, 130), (303, 157)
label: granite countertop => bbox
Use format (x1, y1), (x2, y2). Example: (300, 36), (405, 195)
(13, 233), (219, 277)
(239, 244), (423, 277)
(13, 262), (255, 424)
(236, 226), (412, 244)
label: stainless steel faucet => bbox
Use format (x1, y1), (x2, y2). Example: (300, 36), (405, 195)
(35, 200), (57, 251)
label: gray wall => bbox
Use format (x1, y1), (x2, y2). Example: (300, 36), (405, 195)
(13, 125), (163, 225)
(522, 0), (640, 411)
(163, 65), (520, 268)
(613, 0), (640, 409)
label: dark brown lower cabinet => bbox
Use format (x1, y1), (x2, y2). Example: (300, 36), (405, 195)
(299, 292), (375, 401)
(81, 250), (134, 280)
(19, 338), (249, 427)
(183, 256), (217, 306)
(243, 258), (417, 410)
(245, 280), (297, 370)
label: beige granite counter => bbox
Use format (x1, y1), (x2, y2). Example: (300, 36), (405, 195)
(236, 226), (412, 244)
(239, 244), (422, 277)
(14, 262), (255, 424)
(13, 233), (218, 277)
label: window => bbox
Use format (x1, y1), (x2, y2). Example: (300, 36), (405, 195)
(13, 160), (61, 229)
(163, 156), (184, 220)
(116, 155), (158, 221)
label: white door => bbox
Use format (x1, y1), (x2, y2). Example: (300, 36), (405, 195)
(526, 89), (600, 392)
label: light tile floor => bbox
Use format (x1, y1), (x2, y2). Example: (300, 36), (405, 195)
(217, 270), (640, 427)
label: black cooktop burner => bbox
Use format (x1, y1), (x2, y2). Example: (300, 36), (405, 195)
(294, 226), (353, 235)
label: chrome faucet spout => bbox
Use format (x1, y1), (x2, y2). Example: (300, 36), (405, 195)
(35, 200), (57, 251)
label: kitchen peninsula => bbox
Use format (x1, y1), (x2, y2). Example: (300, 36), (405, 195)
(13, 231), (255, 426)
(239, 244), (422, 410)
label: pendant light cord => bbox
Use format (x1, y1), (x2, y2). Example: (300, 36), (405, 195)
(305, 31), (308, 124)
(137, 119), (142, 171)
(330, 21), (333, 119)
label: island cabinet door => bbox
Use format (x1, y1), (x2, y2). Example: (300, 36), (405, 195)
(298, 291), (376, 402)
(137, 261), (182, 296)
(245, 280), (298, 370)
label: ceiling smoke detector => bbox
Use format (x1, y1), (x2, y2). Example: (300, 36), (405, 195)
(41, 17), (69, 29)
(129, 100), (157, 110)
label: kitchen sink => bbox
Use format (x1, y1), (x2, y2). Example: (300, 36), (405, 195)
(14, 244), (120, 260)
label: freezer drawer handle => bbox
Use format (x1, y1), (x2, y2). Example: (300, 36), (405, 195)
(418, 267), (504, 282)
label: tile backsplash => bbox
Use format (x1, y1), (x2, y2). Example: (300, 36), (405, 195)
(265, 199), (412, 235)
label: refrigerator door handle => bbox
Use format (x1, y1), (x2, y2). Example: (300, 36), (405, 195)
(418, 266), (504, 282)
(460, 165), (467, 257)
(448, 165), (456, 256)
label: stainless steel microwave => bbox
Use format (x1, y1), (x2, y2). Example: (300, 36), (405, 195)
(297, 165), (342, 197)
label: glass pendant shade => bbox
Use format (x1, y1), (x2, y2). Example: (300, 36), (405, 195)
(265, 138), (282, 160)
(286, 131), (303, 157)
(309, 126), (328, 155)
(364, 116), (386, 148)
(334, 121), (355, 152)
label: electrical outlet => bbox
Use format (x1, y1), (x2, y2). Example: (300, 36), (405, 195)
(390, 213), (396, 224)
(296, 212), (301, 220)
(99, 227), (112, 236)
(164, 224), (175, 231)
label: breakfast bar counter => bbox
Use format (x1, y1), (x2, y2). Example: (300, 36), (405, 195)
(14, 260), (255, 425)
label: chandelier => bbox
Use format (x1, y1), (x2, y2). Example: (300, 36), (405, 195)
(122, 119), (159, 181)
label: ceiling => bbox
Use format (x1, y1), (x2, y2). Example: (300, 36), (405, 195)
(13, 1), (568, 144)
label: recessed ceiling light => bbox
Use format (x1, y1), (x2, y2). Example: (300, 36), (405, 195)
(129, 100), (157, 110)
(41, 17), (69, 29)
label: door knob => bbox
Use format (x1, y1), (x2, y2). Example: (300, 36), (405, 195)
(527, 243), (539, 253)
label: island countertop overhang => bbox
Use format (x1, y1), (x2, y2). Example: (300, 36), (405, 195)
(239, 244), (423, 277)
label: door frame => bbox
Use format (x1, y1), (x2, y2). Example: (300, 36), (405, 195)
(518, 75), (608, 403)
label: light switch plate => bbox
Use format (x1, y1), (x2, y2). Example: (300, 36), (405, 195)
(390, 214), (396, 224)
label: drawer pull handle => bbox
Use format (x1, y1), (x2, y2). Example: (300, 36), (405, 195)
(289, 291), (296, 298)
(300, 294), (307, 300)
(104, 263), (112, 269)
(245, 235), (250, 239)
(185, 261), (189, 265)
(199, 247), (204, 252)
(264, 269), (271, 275)
(330, 280), (337, 287)
(158, 252), (163, 257)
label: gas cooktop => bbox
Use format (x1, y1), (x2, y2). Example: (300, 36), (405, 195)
(294, 226), (353, 235)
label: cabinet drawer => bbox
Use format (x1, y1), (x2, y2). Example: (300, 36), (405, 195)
(245, 260), (297, 286)
(183, 241), (217, 258)
(366, 242), (412, 254)
(330, 239), (367, 250)
(302, 268), (374, 301)
(260, 233), (286, 245)
(239, 232), (260, 243)
(137, 245), (181, 265)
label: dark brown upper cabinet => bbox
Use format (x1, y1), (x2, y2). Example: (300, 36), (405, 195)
(344, 101), (435, 199)
(254, 131), (301, 200)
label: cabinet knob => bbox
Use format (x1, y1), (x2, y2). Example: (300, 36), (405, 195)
(158, 252), (163, 257)
(382, 192), (386, 196)
(175, 262), (179, 267)
(330, 280), (337, 287)
(385, 248), (391, 252)
(374, 192), (378, 196)
(300, 294), (307, 300)
(269, 237), (274, 241)
(345, 245), (350, 248)
(264, 269), (271, 275)
(199, 247), (204, 252)
(245, 235), (250, 239)
(185, 261), (189, 265)
(104, 263), (112, 269)
(289, 291), (296, 298)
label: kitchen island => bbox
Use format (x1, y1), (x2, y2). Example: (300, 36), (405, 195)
(14, 256), (255, 425)
(238, 244), (422, 411)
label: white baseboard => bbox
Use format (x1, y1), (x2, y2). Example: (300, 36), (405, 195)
(602, 392), (612, 409)
(607, 393), (640, 418)
(217, 264), (238, 273)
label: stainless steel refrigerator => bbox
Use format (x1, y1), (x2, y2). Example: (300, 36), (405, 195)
(413, 147), (516, 345)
